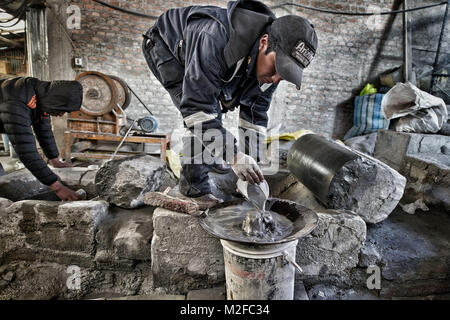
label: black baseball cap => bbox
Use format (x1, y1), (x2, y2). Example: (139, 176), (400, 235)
(271, 15), (318, 90)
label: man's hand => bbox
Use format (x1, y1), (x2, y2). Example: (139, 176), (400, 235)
(231, 152), (264, 184)
(49, 158), (72, 168)
(50, 181), (79, 201)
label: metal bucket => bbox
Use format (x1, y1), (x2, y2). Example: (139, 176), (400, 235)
(221, 239), (301, 300)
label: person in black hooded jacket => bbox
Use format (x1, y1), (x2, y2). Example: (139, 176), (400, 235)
(0, 77), (83, 201)
(142, 0), (318, 208)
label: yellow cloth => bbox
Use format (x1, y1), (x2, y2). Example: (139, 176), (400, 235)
(264, 129), (313, 143)
(166, 149), (181, 179)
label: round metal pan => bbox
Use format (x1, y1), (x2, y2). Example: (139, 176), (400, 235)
(199, 198), (319, 245)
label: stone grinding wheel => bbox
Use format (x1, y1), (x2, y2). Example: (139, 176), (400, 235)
(75, 71), (117, 116)
(108, 75), (131, 110)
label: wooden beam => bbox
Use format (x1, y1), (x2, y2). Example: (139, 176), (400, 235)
(0, 35), (23, 48)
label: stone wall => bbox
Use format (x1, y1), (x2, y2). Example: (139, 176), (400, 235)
(374, 130), (450, 212)
(48, 0), (412, 144)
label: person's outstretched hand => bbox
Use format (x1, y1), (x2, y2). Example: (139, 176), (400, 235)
(50, 181), (79, 201)
(231, 152), (264, 184)
(49, 158), (72, 168)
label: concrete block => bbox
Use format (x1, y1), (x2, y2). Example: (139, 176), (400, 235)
(296, 210), (367, 278)
(151, 208), (224, 293)
(56, 201), (110, 254)
(95, 206), (154, 263)
(1, 200), (109, 255)
(402, 155), (450, 211)
(0, 200), (27, 261)
(373, 130), (412, 171)
(374, 130), (450, 171)
(95, 155), (177, 209)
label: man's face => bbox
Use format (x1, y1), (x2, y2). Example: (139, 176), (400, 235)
(255, 34), (282, 85)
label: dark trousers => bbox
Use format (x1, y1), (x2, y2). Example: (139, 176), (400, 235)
(142, 27), (212, 197)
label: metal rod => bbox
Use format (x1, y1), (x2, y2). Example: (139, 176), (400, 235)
(283, 251), (303, 273)
(110, 118), (137, 160)
(127, 84), (154, 116)
(68, 118), (116, 124)
(429, 0), (449, 93)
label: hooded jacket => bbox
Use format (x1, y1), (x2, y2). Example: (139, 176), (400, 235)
(150, 0), (276, 160)
(0, 77), (83, 186)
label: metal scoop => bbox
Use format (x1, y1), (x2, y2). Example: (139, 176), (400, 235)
(236, 179), (270, 211)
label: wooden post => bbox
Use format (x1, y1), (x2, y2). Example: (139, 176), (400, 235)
(64, 132), (71, 163)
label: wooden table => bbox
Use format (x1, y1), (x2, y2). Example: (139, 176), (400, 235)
(64, 131), (170, 162)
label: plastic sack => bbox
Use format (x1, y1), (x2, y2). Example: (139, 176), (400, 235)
(381, 82), (448, 133)
(344, 93), (389, 140)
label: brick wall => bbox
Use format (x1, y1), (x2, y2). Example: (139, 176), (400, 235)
(58, 0), (438, 139)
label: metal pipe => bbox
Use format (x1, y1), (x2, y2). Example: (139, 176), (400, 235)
(429, 0), (449, 93)
(403, 0), (411, 82)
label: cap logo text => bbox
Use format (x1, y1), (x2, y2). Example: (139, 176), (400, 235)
(291, 41), (315, 68)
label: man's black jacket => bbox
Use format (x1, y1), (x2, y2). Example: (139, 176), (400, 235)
(151, 0), (277, 160)
(0, 77), (82, 186)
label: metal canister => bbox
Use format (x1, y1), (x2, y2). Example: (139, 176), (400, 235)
(287, 133), (358, 205)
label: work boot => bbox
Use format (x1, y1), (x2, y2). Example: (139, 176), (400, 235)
(194, 193), (224, 209)
(211, 162), (232, 174)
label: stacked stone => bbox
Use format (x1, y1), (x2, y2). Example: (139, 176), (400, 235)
(95, 155), (177, 209)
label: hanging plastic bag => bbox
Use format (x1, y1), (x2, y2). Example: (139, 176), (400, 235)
(381, 82), (448, 133)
